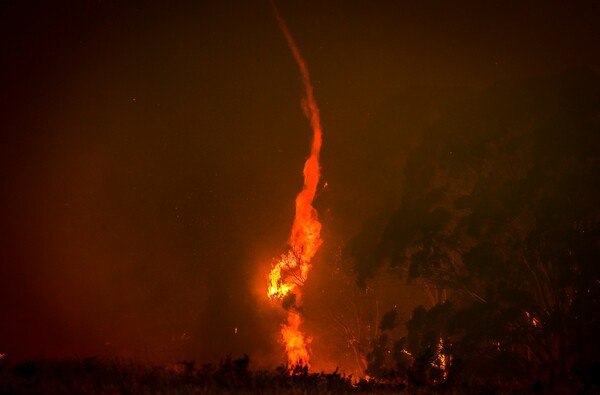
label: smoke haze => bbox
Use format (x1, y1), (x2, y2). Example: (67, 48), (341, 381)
(1, 0), (599, 373)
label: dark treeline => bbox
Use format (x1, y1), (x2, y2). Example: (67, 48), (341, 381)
(348, 70), (600, 393)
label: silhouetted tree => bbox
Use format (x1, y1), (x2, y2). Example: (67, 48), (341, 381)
(351, 70), (600, 391)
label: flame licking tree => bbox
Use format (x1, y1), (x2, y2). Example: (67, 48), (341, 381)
(267, 1), (323, 368)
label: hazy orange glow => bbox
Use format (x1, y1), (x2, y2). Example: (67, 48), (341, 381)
(267, 1), (323, 368)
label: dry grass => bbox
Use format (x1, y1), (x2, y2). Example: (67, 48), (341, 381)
(0, 356), (369, 395)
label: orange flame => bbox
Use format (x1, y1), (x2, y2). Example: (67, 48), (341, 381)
(282, 311), (311, 367)
(267, 1), (323, 368)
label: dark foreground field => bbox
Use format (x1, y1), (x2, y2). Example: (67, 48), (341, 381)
(0, 355), (379, 395)
(0, 355), (590, 395)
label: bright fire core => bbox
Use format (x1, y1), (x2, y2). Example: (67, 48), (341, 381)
(267, 1), (324, 369)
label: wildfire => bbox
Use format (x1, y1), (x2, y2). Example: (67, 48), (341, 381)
(282, 311), (311, 366)
(267, 1), (324, 368)
(436, 338), (447, 371)
(433, 337), (448, 381)
(267, 250), (307, 299)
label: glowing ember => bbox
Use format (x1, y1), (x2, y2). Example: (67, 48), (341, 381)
(525, 311), (540, 327)
(267, 1), (324, 368)
(433, 337), (448, 381)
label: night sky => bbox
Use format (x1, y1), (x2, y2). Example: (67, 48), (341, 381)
(1, 0), (599, 371)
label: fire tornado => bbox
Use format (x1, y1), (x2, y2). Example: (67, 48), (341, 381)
(267, 1), (323, 368)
